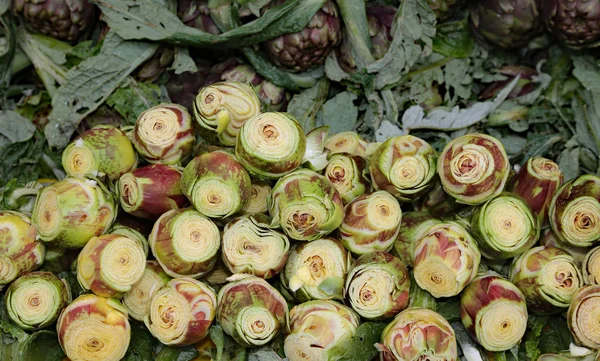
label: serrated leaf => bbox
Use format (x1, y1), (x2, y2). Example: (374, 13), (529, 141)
(316, 91), (359, 134)
(0, 111), (36, 147)
(339, 322), (388, 361)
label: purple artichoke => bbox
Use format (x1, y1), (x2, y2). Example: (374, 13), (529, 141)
(542, 0), (600, 49)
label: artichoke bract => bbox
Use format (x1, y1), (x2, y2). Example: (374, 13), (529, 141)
(543, 0), (600, 49)
(216, 275), (289, 347)
(325, 153), (371, 204)
(470, 192), (540, 259)
(76, 234), (146, 298)
(324, 131), (368, 157)
(549, 174), (600, 247)
(413, 221), (481, 298)
(149, 208), (220, 278)
(567, 285), (600, 349)
(177, 0), (221, 34)
(62, 125), (137, 181)
(145, 277), (217, 346)
(122, 260), (171, 322)
(193, 82), (261, 146)
(510, 246), (584, 315)
(510, 157), (563, 225)
(222, 214), (290, 279)
(117, 164), (188, 220)
(438, 133), (510, 205)
(263, 0), (342, 72)
(344, 252), (410, 320)
(13, 0), (98, 43)
(377, 307), (457, 361)
(269, 168), (344, 241)
(181, 151), (251, 218)
(240, 182), (271, 215)
(57, 294), (130, 361)
(460, 274), (528, 352)
(394, 211), (442, 267)
(469, 0), (543, 49)
(369, 135), (438, 202)
(132, 103), (195, 165)
(5, 272), (71, 331)
(338, 191), (403, 255)
(31, 177), (117, 249)
(236, 112), (307, 180)
(583, 246), (600, 285)
(0, 211), (45, 285)
(283, 237), (350, 302)
(284, 300), (359, 361)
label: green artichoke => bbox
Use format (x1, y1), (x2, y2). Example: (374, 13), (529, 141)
(567, 285), (600, 349)
(542, 0), (600, 49)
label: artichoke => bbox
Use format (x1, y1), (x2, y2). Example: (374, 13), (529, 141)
(177, 0), (221, 34)
(263, 0), (342, 72)
(284, 300), (360, 361)
(324, 131), (368, 157)
(394, 211), (442, 267)
(428, 0), (467, 20)
(325, 153), (371, 204)
(109, 224), (149, 258)
(13, 0), (98, 43)
(583, 245), (600, 285)
(122, 260), (171, 322)
(567, 285), (600, 349)
(136, 47), (175, 83)
(166, 59), (212, 113)
(469, 0), (544, 49)
(240, 182), (271, 215)
(542, 0), (600, 49)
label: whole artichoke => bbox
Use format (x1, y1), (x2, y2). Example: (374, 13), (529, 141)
(263, 0), (342, 72)
(543, 0), (600, 49)
(178, 0), (221, 34)
(13, 0), (98, 43)
(469, 0), (544, 49)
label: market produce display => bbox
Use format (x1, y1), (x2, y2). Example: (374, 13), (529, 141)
(2, 0), (600, 361)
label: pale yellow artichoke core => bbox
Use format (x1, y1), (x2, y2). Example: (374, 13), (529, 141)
(99, 237), (146, 292)
(197, 88), (225, 119)
(280, 202), (327, 237)
(485, 200), (530, 248)
(366, 192), (402, 230)
(193, 178), (240, 216)
(449, 144), (494, 184)
(244, 114), (299, 160)
(241, 183), (270, 214)
(61, 315), (130, 361)
(414, 260), (458, 298)
(572, 297), (600, 348)
(476, 302), (527, 352)
(10, 281), (57, 326)
(35, 189), (61, 238)
(63, 141), (96, 177)
(348, 269), (394, 317)
(288, 240), (347, 293)
(390, 156), (427, 189)
(324, 132), (365, 156)
(138, 108), (180, 147)
(118, 173), (141, 211)
(223, 225), (287, 274)
(326, 158), (353, 192)
(239, 307), (279, 346)
(531, 157), (561, 178)
(561, 197), (600, 245)
(584, 247), (600, 285)
(173, 216), (220, 262)
(284, 334), (325, 361)
(147, 290), (188, 344)
(123, 270), (166, 321)
(540, 259), (580, 304)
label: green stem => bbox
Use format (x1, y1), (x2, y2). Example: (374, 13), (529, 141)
(336, 0), (375, 67)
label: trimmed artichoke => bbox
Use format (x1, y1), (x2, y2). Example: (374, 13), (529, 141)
(109, 223), (149, 258)
(438, 133), (510, 205)
(369, 135), (438, 202)
(263, 0), (342, 72)
(542, 0), (600, 49)
(583, 245), (600, 285)
(325, 153), (371, 204)
(377, 307), (457, 361)
(338, 191), (403, 255)
(460, 274), (528, 352)
(145, 277), (217, 346)
(122, 260), (171, 322)
(216, 275), (289, 347)
(344, 252), (410, 320)
(567, 285), (600, 349)
(394, 211), (442, 267)
(269, 168), (344, 241)
(284, 300), (360, 361)
(539, 228), (590, 267)
(324, 131), (368, 157)
(510, 245), (584, 315)
(31, 177), (117, 249)
(240, 182), (271, 215)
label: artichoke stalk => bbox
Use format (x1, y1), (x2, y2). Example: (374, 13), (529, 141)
(567, 285), (600, 349)
(583, 245), (600, 285)
(181, 151), (252, 218)
(240, 182), (271, 215)
(222, 214), (291, 279)
(117, 164), (188, 219)
(460, 274), (528, 352)
(413, 221), (481, 298)
(509, 245), (584, 315)
(283, 237), (350, 302)
(284, 300), (360, 361)
(5, 271), (71, 330)
(369, 135), (438, 202)
(543, 0), (600, 49)
(0, 211), (45, 285)
(548, 174), (600, 247)
(269, 168), (344, 241)
(145, 277), (217, 346)
(31, 177), (117, 249)
(216, 275), (289, 347)
(235, 112), (307, 180)
(338, 191), (403, 255)
(132, 103), (195, 165)
(377, 307), (457, 361)
(470, 192), (540, 259)
(77, 234), (146, 298)
(62, 125), (137, 181)
(394, 211), (442, 267)
(149, 208), (221, 278)
(122, 260), (171, 322)
(325, 153), (371, 204)
(263, 0), (342, 72)
(193, 82), (261, 146)
(57, 294), (130, 361)
(438, 133), (510, 205)
(324, 131), (368, 157)
(344, 251), (410, 320)
(509, 156), (563, 225)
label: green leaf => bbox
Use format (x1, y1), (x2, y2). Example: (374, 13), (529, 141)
(558, 144), (581, 182)
(316, 276), (344, 298)
(154, 345), (198, 361)
(106, 80), (167, 125)
(0, 295), (27, 344)
(436, 297), (461, 323)
(171, 47), (198, 75)
(339, 322), (388, 361)
(521, 315), (549, 361)
(539, 316), (573, 355)
(122, 322), (156, 361)
(572, 55), (600, 92)
(13, 331), (65, 361)
(316, 91), (359, 134)
(210, 324), (226, 361)
(288, 77), (331, 133)
(432, 17), (474, 59)
(0, 111), (36, 147)
(247, 347), (283, 361)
